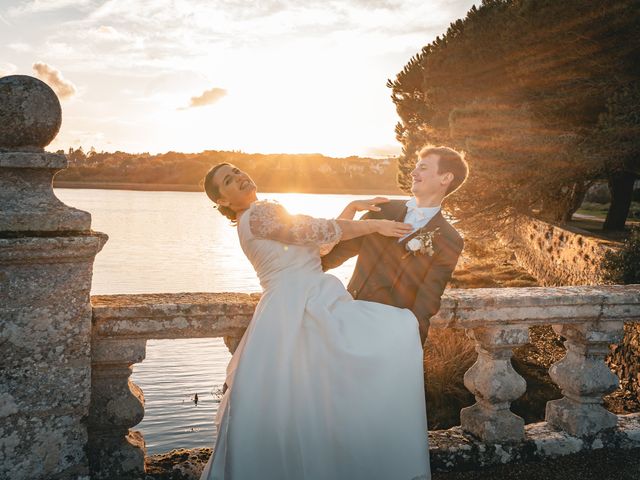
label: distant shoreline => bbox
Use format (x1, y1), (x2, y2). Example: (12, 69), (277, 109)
(53, 181), (406, 196)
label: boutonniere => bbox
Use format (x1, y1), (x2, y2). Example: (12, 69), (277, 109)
(402, 227), (440, 259)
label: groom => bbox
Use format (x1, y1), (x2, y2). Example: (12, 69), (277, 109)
(322, 145), (468, 346)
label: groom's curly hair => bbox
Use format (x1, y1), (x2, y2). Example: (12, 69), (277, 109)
(418, 145), (469, 196)
(203, 163), (238, 222)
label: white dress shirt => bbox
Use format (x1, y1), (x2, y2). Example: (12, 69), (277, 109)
(399, 198), (441, 241)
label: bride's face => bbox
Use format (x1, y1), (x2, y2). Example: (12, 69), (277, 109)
(212, 164), (257, 211)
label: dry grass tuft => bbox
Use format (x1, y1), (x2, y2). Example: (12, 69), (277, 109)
(423, 327), (478, 428)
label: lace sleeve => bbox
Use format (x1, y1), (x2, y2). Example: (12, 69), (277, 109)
(249, 201), (342, 248)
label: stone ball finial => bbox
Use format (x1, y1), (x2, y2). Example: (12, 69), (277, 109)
(0, 75), (62, 150)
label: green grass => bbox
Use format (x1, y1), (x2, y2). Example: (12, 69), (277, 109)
(576, 202), (609, 218)
(576, 201), (640, 220)
(568, 201), (639, 242)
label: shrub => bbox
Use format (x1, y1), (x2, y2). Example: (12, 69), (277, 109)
(602, 227), (640, 409)
(603, 227), (640, 284)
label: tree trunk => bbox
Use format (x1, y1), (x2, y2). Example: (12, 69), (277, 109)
(603, 171), (637, 231)
(565, 181), (590, 223)
(540, 181), (590, 225)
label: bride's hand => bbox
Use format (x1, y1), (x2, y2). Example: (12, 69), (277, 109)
(374, 220), (414, 238)
(348, 197), (390, 213)
(338, 197), (390, 220)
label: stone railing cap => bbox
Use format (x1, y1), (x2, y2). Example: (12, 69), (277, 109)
(90, 286), (640, 340)
(438, 285), (640, 309)
(0, 75), (62, 150)
(432, 285), (640, 328)
(91, 292), (261, 339)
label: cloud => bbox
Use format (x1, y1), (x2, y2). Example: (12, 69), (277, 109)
(8, 0), (91, 16)
(0, 63), (18, 78)
(183, 87), (227, 109)
(36, 0), (476, 77)
(95, 25), (123, 39)
(97, 25), (117, 34)
(32, 62), (77, 99)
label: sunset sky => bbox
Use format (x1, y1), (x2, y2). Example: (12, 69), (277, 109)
(0, 0), (476, 157)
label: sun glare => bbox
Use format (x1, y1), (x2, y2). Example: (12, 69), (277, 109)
(272, 193), (331, 216)
(268, 192), (408, 218)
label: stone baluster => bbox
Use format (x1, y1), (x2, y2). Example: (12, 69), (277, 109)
(460, 326), (529, 443)
(224, 332), (245, 354)
(546, 321), (624, 436)
(0, 75), (107, 480)
(88, 338), (147, 479)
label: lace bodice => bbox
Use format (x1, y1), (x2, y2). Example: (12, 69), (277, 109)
(237, 201), (342, 290)
(248, 201), (341, 251)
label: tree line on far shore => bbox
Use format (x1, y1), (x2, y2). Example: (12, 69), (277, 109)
(54, 148), (402, 194)
(389, 0), (639, 231)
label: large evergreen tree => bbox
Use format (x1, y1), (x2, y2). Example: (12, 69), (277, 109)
(389, 0), (640, 230)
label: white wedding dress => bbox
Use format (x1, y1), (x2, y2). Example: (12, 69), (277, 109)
(200, 201), (430, 480)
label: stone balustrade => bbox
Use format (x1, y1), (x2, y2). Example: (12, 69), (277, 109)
(432, 285), (640, 442)
(89, 293), (258, 478)
(88, 286), (640, 477)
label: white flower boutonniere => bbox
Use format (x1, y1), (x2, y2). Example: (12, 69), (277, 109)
(402, 227), (440, 259)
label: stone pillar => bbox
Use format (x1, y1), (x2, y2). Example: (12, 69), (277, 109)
(89, 338), (147, 479)
(460, 326), (529, 443)
(0, 75), (107, 479)
(546, 321), (624, 436)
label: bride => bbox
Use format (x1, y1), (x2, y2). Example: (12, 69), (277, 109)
(200, 163), (431, 480)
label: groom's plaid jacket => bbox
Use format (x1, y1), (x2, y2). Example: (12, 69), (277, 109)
(321, 199), (463, 345)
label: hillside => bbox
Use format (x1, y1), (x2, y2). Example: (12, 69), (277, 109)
(53, 149), (404, 194)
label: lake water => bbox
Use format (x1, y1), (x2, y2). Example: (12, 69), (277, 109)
(54, 188), (408, 455)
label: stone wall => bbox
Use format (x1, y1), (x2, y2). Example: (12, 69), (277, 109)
(502, 215), (616, 287)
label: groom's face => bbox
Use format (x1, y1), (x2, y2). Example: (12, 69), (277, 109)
(410, 153), (450, 198)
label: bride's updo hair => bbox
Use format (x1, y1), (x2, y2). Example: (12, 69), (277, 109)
(204, 163), (237, 222)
